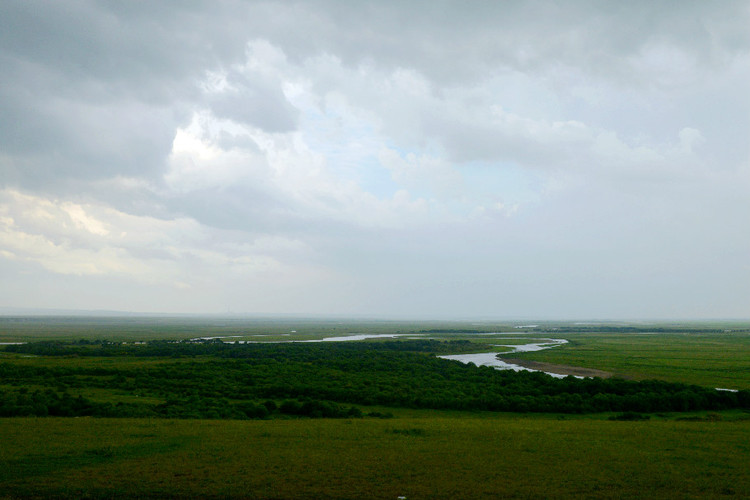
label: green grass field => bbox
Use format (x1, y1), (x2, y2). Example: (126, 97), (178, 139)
(1, 413), (749, 499)
(1, 317), (749, 498)
(505, 331), (750, 390)
(0, 316), (497, 343)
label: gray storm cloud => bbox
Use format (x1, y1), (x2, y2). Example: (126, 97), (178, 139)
(1, 0), (748, 318)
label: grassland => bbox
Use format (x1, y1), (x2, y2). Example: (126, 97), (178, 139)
(0, 315), (490, 343)
(504, 330), (750, 390)
(4, 316), (748, 390)
(2, 413), (749, 499)
(1, 316), (749, 498)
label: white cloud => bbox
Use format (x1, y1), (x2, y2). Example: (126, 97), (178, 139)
(1, 1), (748, 317)
(0, 189), (321, 294)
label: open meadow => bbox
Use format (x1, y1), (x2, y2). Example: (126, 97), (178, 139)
(1, 317), (749, 499)
(495, 328), (750, 390)
(2, 413), (749, 499)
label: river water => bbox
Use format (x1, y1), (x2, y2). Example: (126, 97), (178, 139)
(190, 333), (424, 343)
(189, 334), (571, 378)
(439, 339), (575, 378)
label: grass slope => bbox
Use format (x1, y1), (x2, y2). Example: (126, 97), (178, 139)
(1, 415), (748, 499)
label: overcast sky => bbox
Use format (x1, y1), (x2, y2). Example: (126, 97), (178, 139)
(1, 1), (748, 319)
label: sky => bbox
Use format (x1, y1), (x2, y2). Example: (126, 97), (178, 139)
(1, 1), (749, 320)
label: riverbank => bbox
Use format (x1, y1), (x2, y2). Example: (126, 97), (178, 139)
(500, 358), (615, 378)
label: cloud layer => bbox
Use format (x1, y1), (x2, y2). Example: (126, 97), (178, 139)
(1, 1), (748, 318)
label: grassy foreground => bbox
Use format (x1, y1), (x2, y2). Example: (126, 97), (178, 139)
(1, 413), (749, 499)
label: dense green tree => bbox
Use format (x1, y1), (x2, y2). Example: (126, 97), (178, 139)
(1, 339), (748, 419)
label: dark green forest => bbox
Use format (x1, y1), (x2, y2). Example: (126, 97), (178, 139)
(2, 339), (748, 419)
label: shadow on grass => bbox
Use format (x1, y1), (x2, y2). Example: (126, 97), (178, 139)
(0, 438), (191, 484)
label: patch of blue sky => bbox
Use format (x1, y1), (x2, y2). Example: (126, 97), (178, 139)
(357, 157), (401, 199)
(460, 160), (542, 206)
(376, 141), (456, 201)
(299, 103), (401, 198)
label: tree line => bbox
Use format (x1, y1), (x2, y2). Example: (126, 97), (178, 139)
(1, 339), (748, 419)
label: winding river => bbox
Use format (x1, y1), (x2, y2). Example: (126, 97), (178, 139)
(439, 338), (575, 379)
(189, 334), (574, 378)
